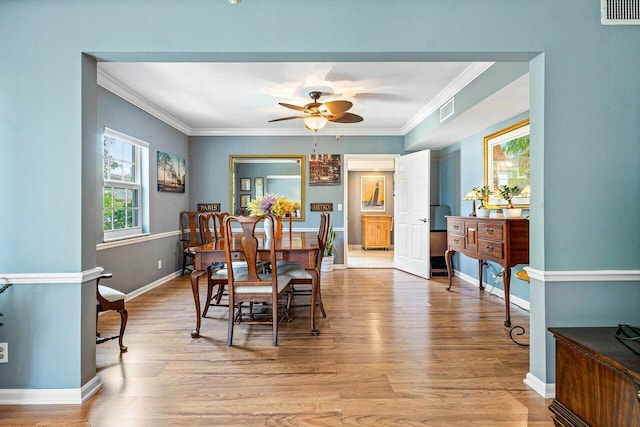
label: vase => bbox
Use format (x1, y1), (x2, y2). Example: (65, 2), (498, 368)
(264, 216), (283, 239)
(476, 206), (490, 218)
(274, 216), (283, 238)
(502, 208), (522, 218)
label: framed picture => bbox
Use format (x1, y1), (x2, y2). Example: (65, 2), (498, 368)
(484, 119), (530, 208)
(157, 151), (186, 193)
(309, 154), (341, 185)
(254, 177), (264, 198)
(361, 176), (385, 212)
(240, 194), (251, 208)
(240, 178), (251, 191)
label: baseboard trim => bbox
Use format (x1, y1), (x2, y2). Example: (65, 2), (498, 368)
(0, 375), (102, 405)
(125, 270), (182, 301)
(524, 372), (555, 398)
(453, 269), (530, 311)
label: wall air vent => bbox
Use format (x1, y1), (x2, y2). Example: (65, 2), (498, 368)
(439, 98), (454, 122)
(601, 0), (640, 25)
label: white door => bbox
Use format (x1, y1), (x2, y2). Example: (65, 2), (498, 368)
(393, 150), (431, 278)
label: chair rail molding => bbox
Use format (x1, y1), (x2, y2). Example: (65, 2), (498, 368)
(524, 267), (640, 282)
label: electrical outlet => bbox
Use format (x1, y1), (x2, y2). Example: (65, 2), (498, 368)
(0, 342), (7, 363)
(157, 260), (162, 269)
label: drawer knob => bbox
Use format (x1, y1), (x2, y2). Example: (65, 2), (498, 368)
(485, 228), (494, 234)
(486, 245), (494, 251)
(453, 225), (460, 230)
(453, 238), (460, 244)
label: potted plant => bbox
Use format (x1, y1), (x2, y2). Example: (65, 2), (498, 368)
(474, 185), (491, 217)
(498, 185), (522, 218)
(321, 223), (336, 272)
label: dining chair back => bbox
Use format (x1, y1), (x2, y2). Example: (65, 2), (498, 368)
(180, 211), (201, 274)
(198, 212), (217, 245)
(223, 214), (293, 346)
(96, 273), (128, 352)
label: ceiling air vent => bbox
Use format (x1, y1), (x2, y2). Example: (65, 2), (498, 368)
(601, 0), (640, 25)
(440, 98), (454, 122)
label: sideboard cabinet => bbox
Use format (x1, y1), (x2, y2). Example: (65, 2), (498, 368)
(549, 327), (640, 427)
(361, 215), (393, 250)
(444, 216), (529, 327)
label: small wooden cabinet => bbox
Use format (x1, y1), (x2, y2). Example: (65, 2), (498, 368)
(445, 216), (529, 327)
(549, 327), (640, 427)
(361, 215), (393, 250)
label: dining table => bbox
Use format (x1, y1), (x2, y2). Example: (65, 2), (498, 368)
(188, 231), (321, 338)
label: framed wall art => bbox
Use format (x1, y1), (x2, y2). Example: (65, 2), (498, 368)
(361, 175), (385, 212)
(309, 154), (341, 185)
(254, 177), (264, 198)
(157, 151), (186, 193)
(484, 119), (530, 208)
(240, 177), (251, 191)
(240, 194), (251, 208)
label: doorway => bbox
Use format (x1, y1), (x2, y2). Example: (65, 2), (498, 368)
(343, 154), (398, 268)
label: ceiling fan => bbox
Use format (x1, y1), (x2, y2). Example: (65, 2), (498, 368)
(269, 91), (363, 132)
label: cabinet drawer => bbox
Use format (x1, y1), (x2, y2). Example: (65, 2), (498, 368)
(447, 218), (465, 235)
(478, 222), (504, 240)
(448, 234), (465, 251)
(478, 238), (503, 259)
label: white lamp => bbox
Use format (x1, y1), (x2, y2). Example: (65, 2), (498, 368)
(303, 115), (328, 132)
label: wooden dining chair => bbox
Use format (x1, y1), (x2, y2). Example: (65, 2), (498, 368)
(180, 211), (201, 274)
(223, 215), (293, 346)
(278, 212), (329, 318)
(96, 273), (128, 352)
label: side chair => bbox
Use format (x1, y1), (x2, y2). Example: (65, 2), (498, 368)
(278, 211), (329, 318)
(180, 211), (201, 275)
(223, 215), (293, 346)
(96, 273), (128, 352)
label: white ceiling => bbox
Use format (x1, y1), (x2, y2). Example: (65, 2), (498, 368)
(97, 61), (529, 149)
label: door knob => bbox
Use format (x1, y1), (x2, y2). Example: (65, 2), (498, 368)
(418, 218), (428, 223)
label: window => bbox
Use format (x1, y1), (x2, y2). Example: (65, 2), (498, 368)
(103, 128), (149, 241)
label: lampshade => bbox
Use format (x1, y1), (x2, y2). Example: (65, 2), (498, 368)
(464, 190), (479, 200)
(303, 116), (328, 132)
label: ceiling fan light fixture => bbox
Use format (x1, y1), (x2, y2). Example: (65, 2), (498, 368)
(303, 116), (328, 132)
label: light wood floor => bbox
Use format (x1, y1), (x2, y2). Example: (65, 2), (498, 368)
(2, 269), (553, 426)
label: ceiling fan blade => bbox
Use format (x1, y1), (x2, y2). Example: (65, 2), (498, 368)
(278, 102), (307, 113)
(268, 115), (305, 122)
(320, 100), (352, 114)
(328, 112), (363, 123)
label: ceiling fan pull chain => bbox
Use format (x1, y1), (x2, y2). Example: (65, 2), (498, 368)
(313, 134), (317, 153)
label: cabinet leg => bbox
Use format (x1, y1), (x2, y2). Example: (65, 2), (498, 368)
(445, 249), (455, 291)
(478, 259), (484, 290)
(503, 267), (512, 327)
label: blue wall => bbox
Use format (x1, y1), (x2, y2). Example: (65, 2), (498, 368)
(1, 0), (639, 395)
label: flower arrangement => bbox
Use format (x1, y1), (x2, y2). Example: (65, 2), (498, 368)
(247, 193), (300, 217)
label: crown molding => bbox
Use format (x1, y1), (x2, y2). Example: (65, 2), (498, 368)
(401, 62), (495, 134)
(188, 127), (402, 137)
(97, 69), (192, 135)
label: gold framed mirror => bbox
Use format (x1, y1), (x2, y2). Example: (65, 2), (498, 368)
(229, 154), (305, 220)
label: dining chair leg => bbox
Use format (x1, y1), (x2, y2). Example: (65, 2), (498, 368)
(317, 286), (327, 318)
(202, 284), (214, 317)
(272, 303), (278, 346)
(117, 307), (128, 353)
(227, 303), (235, 346)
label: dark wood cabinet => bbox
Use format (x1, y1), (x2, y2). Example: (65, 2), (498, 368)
(444, 216), (529, 327)
(549, 327), (640, 427)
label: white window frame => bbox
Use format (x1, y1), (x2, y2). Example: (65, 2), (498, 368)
(103, 127), (149, 241)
